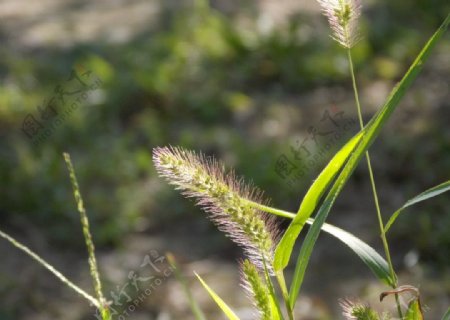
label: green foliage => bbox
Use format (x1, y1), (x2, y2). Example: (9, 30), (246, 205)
(385, 180), (450, 232)
(0, 228), (100, 309)
(241, 260), (273, 320)
(442, 307), (450, 320)
(195, 272), (241, 320)
(313, 218), (392, 286)
(350, 306), (380, 320)
(405, 299), (423, 320)
(185, 10), (449, 320)
(1, 1), (450, 319)
(64, 153), (108, 315)
(274, 132), (363, 271)
(341, 299), (381, 320)
(167, 253), (207, 320)
(0, 0), (448, 253)
(0, 155), (111, 318)
(288, 13), (449, 306)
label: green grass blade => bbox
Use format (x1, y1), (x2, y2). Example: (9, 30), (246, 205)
(262, 258), (284, 320)
(274, 132), (363, 271)
(246, 203), (392, 284)
(288, 14), (450, 307)
(0, 228), (100, 308)
(441, 307), (450, 320)
(269, 295), (282, 320)
(167, 253), (207, 320)
(405, 299), (423, 320)
(316, 220), (391, 285)
(385, 180), (450, 232)
(195, 272), (241, 320)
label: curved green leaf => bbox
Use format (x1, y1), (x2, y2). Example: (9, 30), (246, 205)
(288, 14), (450, 307)
(385, 180), (450, 232)
(168, 254), (206, 320)
(0, 229), (100, 308)
(441, 307), (450, 320)
(274, 132), (363, 271)
(195, 272), (240, 320)
(247, 204), (392, 286)
(405, 299), (423, 320)
(311, 219), (391, 285)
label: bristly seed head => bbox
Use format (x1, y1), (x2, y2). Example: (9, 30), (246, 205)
(153, 146), (279, 270)
(240, 259), (272, 320)
(339, 298), (381, 320)
(317, 0), (362, 48)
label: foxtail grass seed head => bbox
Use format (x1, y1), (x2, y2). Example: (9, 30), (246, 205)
(240, 259), (272, 320)
(339, 298), (381, 320)
(317, 0), (362, 48)
(153, 146), (279, 270)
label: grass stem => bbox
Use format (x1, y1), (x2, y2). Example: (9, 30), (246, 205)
(167, 253), (206, 320)
(245, 201), (296, 219)
(64, 153), (110, 319)
(276, 271), (294, 320)
(346, 49), (403, 319)
(0, 229), (100, 309)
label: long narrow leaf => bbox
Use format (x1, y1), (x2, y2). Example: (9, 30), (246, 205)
(269, 295), (282, 320)
(195, 272), (241, 320)
(0, 229), (100, 308)
(262, 258), (284, 320)
(441, 307), (450, 320)
(167, 254), (207, 320)
(248, 204), (392, 286)
(288, 14), (450, 307)
(274, 132), (364, 271)
(385, 180), (450, 232)
(405, 299), (424, 320)
(313, 219), (391, 285)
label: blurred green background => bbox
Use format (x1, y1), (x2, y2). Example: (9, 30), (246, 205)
(0, 0), (449, 319)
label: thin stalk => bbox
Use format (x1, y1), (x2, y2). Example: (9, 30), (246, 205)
(262, 258), (285, 320)
(248, 191), (406, 317)
(244, 201), (299, 319)
(276, 270), (294, 320)
(167, 253), (206, 320)
(0, 229), (100, 309)
(346, 49), (402, 318)
(64, 153), (110, 319)
(245, 201), (296, 219)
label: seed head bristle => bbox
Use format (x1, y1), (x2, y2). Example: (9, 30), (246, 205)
(317, 0), (362, 48)
(339, 298), (381, 320)
(153, 146), (279, 270)
(240, 259), (272, 320)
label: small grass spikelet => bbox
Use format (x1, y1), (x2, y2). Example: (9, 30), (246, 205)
(240, 259), (272, 320)
(153, 146), (279, 270)
(317, 0), (361, 48)
(340, 298), (381, 320)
